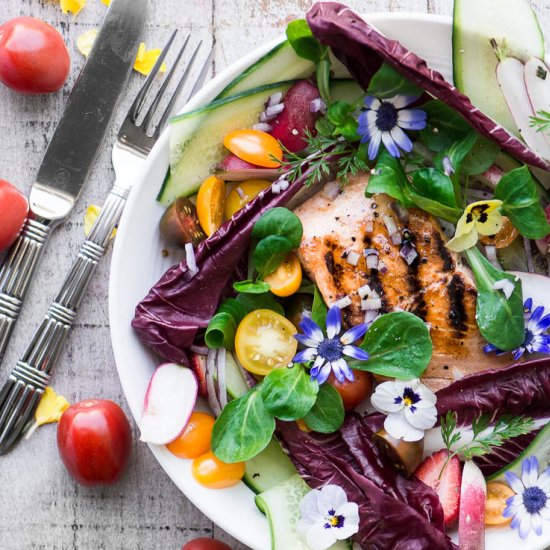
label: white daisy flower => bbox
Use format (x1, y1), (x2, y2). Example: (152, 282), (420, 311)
(297, 484), (360, 550)
(370, 378), (437, 442)
(503, 455), (550, 539)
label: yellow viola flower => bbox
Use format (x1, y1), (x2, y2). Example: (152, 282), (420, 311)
(76, 31), (166, 76)
(446, 199), (504, 252)
(84, 205), (117, 238)
(101, 0), (111, 5)
(77, 28), (98, 57)
(134, 43), (167, 76)
(60, 0), (86, 15)
(25, 387), (70, 439)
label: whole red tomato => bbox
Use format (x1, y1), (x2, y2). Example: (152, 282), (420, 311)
(0, 16), (70, 94)
(182, 538), (232, 550)
(57, 400), (132, 487)
(0, 179), (28, 252)
(329, 370), (373, 411)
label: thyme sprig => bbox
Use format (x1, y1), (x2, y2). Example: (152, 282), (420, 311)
(529, 109), (550, 135)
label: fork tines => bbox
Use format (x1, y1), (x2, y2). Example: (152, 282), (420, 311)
(118, 31), (213, 156)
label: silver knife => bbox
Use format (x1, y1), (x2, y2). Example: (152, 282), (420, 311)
(0, 0), (146, 362)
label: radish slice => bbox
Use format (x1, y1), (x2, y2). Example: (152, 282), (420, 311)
(495, 53), (550, 160)
(524, 57), (550, 149)
(140, 363), (198, 445)
(459, 460), (487, 550)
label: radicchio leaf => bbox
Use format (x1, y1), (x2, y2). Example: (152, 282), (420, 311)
(306, 2), (550, 171)
(276, 415), (456, 549)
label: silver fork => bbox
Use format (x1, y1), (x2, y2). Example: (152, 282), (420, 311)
(0, 31), (212, 454)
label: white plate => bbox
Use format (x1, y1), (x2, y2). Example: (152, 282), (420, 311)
(109, 13), (548, 550)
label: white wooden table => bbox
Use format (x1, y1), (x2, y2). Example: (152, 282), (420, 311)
(0, 1), (548, 549)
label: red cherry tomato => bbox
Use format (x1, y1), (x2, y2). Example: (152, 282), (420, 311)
(329, 370), (373, 411)
(0, 17), (70, 94)
(0, 179), (28, 252)
(57, 400), (132, 487)
(182, 538), (232, 550)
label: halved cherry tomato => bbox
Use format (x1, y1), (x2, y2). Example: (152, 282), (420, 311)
(159, 197), (205, 247)
(223, 129), (282, 168)
(479, 216), (519, 249)
(0, 179), (28, 252)
(264, 253), (302, 298)
(485, 481), (514, 525)
(225, 179), (271, 219)
(191, 451), (245, 489)
(328, 370), (373, 411)
(235, 309), (298, 376)
(166, 412), (215, 459)
(196, 176), (225, 236)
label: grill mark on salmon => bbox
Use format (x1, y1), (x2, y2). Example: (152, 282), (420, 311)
(294, 174), (513, 389)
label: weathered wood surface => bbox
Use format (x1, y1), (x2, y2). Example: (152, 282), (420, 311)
(0, 1), (548, 549)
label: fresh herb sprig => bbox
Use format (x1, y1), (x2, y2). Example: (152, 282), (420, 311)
(530, 109), (550, 135)
(441, 411), (535, 461)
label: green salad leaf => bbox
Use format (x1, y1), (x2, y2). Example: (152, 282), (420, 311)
(465, 247), (525, 351)
(354, 312), (433, 379)
(285, 19), (325, 62)
(367, 149), (414, 207)
(205, 298), (248, 349)
(419, 100), (471, 152)
(495, 166), (550, 239)
(236, 292), (284, 315)
(252, 207), (303, 247)
(261, 365), (319, 421)
(233, 280), (271, 294)
(367, 62), (423, 99)
(303, 383), (345, 433)
(253, 235), (294, 277)
(212, 387), (275, 463)
(311, 286), (328, 328)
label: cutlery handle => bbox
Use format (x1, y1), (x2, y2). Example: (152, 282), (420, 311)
(17, 183), (130, 377)
(0, 218), (52, 361)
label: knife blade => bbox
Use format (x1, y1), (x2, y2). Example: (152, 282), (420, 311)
(0, 0), (147, 362)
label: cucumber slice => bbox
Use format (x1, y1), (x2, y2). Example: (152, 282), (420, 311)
(217, 41), (315, 100)
(244, 438), (297, 494)
(162, 81), (294, 205)
(487, 422), (550, 482)
(255, 475), (352, 550)
(453, 0), (544, 136)
(221, 351), (250, 399)
(330, 79), (364, 104)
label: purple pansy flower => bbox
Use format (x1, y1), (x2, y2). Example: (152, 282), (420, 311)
(293, 306), (369, 385)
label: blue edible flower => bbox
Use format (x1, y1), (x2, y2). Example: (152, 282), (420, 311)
(357, 95), (427, 160)
(293, 306), (369, 385)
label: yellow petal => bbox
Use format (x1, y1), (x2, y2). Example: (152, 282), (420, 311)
(77, 28), (99, 58)
(35, 387), (70, 426)
(446, 227), (480, 252)
(476, 209), (504, 236)
(84, 205), (117, 239)
(134, 43), (167, 76)
(101, 0), (111, 5)
(464, 199), (503, 215)
(60, 0), (86, 15)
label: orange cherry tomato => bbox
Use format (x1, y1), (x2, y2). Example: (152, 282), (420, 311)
(485, 481), (514, 525)
(191, 451), (245, 489)
(166, 412), (215, 459)
(196, 176), (225, 237)
(223, 129), (282, 168)
(329, 370), (373, 411)
(264, 252), (303, 297)
(225, 179), (271, 219)
(479, 216), (519, 249)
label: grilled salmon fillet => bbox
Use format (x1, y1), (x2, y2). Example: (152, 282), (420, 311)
(294, 173), (511, 390)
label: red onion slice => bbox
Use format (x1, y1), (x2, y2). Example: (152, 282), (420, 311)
(485, 245), (503, 271)
(399, 243), (418, 265)
(267, 91), (283, 107)
(492, 279), (515, 300)
(217, 348), (228, 409)
(346, 251), (361, 266)
(358, 284), (372, 298)
(362, 298), (382, 311)
(332, 296), (352, 309)
(185, 243), (198, 276)
(206, 349), (222, 416)
(189, 344), (209, 355)
(253, 122), (273, 132)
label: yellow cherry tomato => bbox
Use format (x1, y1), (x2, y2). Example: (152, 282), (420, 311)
(479, 216), (519, 249)
(235, 309), (298, 376)
(485, 481), (514, 525)
(225, 179), (271, 219)
(264, 253), (302, 297)
(191, 451), (245, 489)
(196, 175), (225, 236)
(166, 412), (215, 459)
(223, 129), (283, 168)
